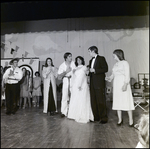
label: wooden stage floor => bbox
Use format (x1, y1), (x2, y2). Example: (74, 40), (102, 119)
(1, 99), (149, 148)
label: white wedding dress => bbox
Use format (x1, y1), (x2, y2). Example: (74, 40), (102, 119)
(67, 65), (94, 123)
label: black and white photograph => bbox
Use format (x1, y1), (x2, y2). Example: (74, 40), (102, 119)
(1, 1), (149, 148)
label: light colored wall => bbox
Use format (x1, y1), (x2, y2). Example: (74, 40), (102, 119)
(1, 16), (149, 81)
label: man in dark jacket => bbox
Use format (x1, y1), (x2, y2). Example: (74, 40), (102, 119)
(88, 46), (108, 124)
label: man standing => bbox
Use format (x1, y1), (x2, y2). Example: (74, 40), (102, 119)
(2, 58), (23, 115)
(88, 46), (108, 124)
(57, 52), (76, 118)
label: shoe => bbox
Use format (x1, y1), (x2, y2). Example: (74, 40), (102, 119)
(99, 120), (108, 124)
(55, 111), (58, 114)
(50, 112), (54, 116)
(61, 114), (65, 118)
(129, 122), (134, 127)
(117, 119), (123, 126)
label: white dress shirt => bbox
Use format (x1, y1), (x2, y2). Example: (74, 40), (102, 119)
(3, 66), (23, 84)
(91, 55), (97, 68)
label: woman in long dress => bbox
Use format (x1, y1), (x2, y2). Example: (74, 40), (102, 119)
(67, 56), (94, 123)
(42, 57), (58, 115)
(105, 49), (135, 126)
(20, 68), (32, 109)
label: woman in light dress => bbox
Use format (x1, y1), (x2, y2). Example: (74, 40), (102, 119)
(105, 49), (135, 126)
(42, 57), (58, 115)
(67, 56), (94, 123)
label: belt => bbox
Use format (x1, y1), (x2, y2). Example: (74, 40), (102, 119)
(63, 76), (71, 79)
(8, 78), (17, 80)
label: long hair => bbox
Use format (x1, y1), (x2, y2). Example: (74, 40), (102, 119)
(88, 46), (98, 54)
(113, 49), (125, 61)
(75, 56), (85, 66)
(45, 57), (54, 67)
(64, 52), (72, 61)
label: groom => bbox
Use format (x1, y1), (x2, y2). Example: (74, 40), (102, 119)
(88, 46), (108, 124)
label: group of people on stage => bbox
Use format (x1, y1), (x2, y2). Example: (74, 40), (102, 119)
(1, 45), (136, 127)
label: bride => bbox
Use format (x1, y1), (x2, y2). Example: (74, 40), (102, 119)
(67, 56), (94, 123)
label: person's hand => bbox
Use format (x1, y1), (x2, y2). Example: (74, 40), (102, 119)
(105, 76), (111, 82)
(78, 86), (82, 91)
(122, 83), (128, 91)
(90, 68), (95, 73)
(72, 69), (76, 73)
(8, 69), (15, 77)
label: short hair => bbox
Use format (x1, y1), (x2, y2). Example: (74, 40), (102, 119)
(138, 113), (149, 148)
(113, 49), (125, 61)
(88, 46), (98, 54)
(64, 52), (72, 61)
(75, 56), (85, 66)
(45, 57), (54, 67)
(35, 71), (40, 76)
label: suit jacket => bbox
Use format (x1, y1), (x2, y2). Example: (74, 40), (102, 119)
(89, 55), (108, 89)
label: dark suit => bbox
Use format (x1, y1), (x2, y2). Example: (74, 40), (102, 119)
(89, 55), (108, 122)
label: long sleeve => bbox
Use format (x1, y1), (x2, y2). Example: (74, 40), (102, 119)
(123, 61), (130, 84)
(95, 56), (108, 74)
(42, 67), (47, 79)
(53, 67), (58, 78)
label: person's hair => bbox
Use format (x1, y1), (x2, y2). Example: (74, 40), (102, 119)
(88, 46), (98, 54)
(35, 71), (40, 76)
(75, 56), (85, 66)
(1, 66), (3, 71)
(138, 113), (149, 148)
(26, 70), (31, 76)
(22, 67), (27, 76)
(45, 57), (54, 67)
(113, 49), (125, 61)
(64, 52), (72, 61)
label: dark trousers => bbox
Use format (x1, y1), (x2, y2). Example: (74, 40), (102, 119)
(48, 82), (56, 112)
(5, 83), (19, 113)
(90, 81), (108, 121)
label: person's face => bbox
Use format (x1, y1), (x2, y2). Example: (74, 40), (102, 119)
(47, 59), (52, 66)
(77, 58), (82, 65)
(66, 54), (72, 62)
(13, 60), (18, 67)
(35, 73), (39, 77)
(88, 49), (94, 57)
(113, 54), (119, 61)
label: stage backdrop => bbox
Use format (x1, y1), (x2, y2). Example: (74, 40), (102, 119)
(1, 28), (149, 81)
